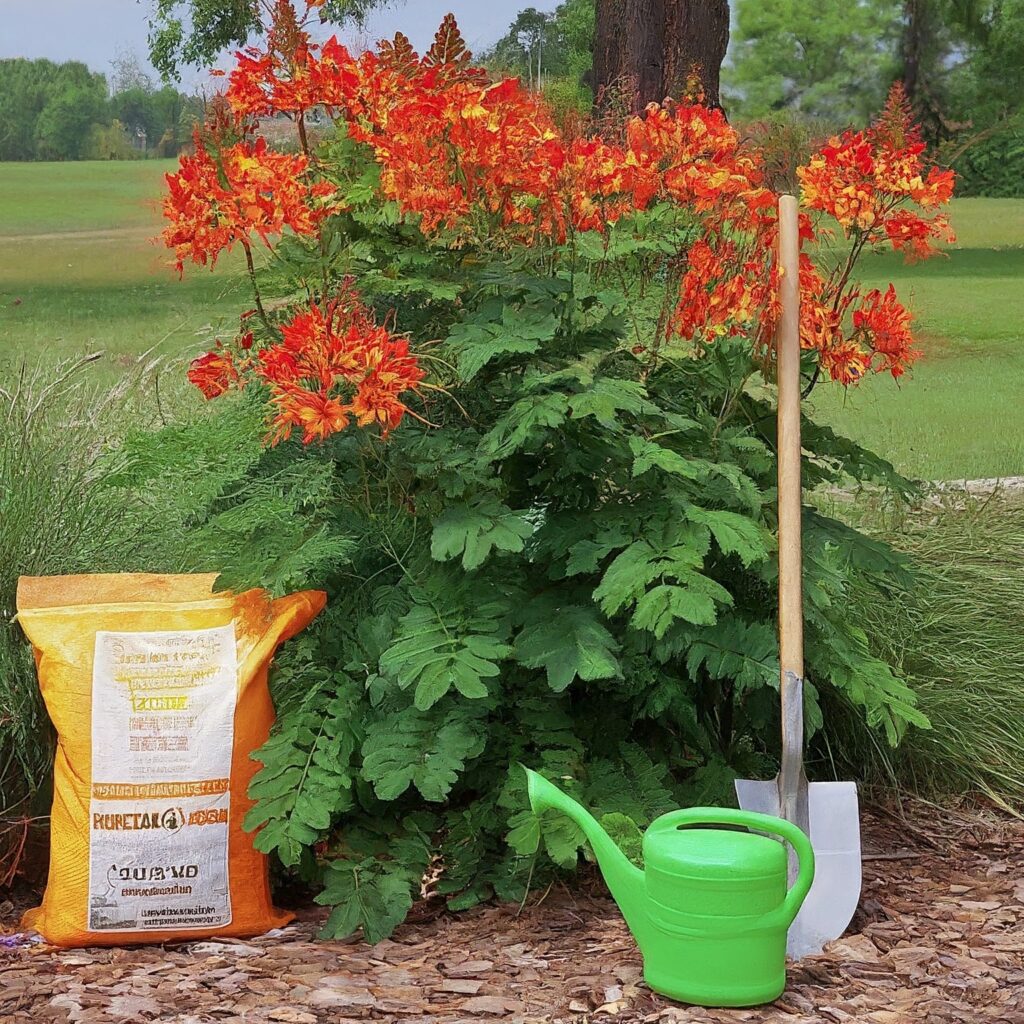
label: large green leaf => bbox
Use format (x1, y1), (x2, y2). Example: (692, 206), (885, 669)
(448, 307), (559, 381)
(244, 685), (359, 866)
(361, 704), (486, 801)
(317, 858), (413, 945)
(592, 541), (668, 616)
(685, 506), (771, 568)
(685, 616), (779, 692)
(379, 601), (511, 709)
(481, 393), (569, 458)
(631, 580), (728, 638)
(629, 437), (702, 480)
(513, 604), (621, 692)
(505, 805), (586, 868)
(592, 525), (711, 617)
(567, 378), (655, 429)
(431, 499), (533, 571)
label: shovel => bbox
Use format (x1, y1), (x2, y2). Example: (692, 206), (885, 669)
(734, 194), (862, 960)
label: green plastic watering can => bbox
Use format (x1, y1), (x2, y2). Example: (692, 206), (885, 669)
(525, 769), (815, 1008)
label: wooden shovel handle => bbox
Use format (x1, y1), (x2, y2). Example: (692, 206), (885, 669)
(776, 195), (808, 841)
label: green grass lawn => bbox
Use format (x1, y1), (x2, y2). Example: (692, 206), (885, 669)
(810, 198), (1024, 480)
(0, 160), (246, 386)
(0, 161), (1021, 478)
(0, 160), (177, 235)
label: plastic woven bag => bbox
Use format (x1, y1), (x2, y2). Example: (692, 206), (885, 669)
(16, 573), (325, 947)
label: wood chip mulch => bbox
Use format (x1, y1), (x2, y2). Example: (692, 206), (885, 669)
(1, 803), (1022, 1024)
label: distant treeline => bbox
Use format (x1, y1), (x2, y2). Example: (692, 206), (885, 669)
(0, 57), (203, 161)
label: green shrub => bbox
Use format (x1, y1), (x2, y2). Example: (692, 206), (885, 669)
(126, 16), (944, 942)
(84, 119), (140, 161)
(542, 76), (593, 124)
(119, 238), (927, 943)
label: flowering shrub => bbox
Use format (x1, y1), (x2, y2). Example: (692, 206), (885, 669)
(172, 5), (952, 403)
(150, 2), (951, 942)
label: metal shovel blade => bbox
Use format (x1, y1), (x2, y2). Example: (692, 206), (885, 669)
(734, 778), (862, 959)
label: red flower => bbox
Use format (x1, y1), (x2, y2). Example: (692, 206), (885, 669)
(170, 8), (954, 406)
(798, 83), (955, 261)
(163, 133), (337, 273)
(269, 387), (350, 444)
(187, 282), (423, 443)
(853, 285), (918, 378)
(187, 347), (239, 399)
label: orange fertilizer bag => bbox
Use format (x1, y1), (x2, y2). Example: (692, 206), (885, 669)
(16, 573), (325, 947)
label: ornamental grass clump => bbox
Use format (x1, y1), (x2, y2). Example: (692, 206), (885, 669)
(131, 0), (955, 941)
(831, 492), (1024, 809)
(0, 358), (156, 884)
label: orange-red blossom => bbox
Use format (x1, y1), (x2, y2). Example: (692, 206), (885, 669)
(173, 6), (956, 435)
(188, 287), (424, 444)
(798, 84), (954, 260)
(163, 132), (336, 273)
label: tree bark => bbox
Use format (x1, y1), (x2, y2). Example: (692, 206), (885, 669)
(662, 0), (730, 108)
(592, 0), (730, 112)
(901, 0), (923, 110)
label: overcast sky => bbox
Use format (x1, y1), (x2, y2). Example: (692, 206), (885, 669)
(0, 1), (561, 88)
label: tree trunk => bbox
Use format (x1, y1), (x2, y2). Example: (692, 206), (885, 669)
(592, 0), (730, 112)
(662, 0), (730, 108)
(901, 0), (923, 110)
(901, 0), (959, 144)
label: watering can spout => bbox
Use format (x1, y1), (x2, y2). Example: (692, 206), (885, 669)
(524, 768), (652, 946)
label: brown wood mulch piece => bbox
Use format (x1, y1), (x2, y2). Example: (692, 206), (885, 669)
(1, 803), (1022, 1024)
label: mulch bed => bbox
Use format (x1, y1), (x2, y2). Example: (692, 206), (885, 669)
(2, 802), (1022, 1023)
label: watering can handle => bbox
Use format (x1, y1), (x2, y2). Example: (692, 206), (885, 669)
(654, 807), (815, 928)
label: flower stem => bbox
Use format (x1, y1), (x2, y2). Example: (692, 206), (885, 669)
(242, 240), (275, 335)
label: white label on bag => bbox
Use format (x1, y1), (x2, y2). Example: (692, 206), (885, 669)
(87, 625), (237, 932)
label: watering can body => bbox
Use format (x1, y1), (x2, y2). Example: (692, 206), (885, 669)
(525, 770), (815, 1008)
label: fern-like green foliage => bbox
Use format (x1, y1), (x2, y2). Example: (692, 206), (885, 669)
(245, 674), (361, 866)
(120, 135), (929, 946)
(378, 594), (511, 709)
(362, 702), (487, 800)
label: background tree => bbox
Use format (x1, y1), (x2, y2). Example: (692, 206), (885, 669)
(0, 61), (109, 161)
(726, 0), (901, 123)
(485, 0), (594, 117)
(35, 82), (108, 160)
(592, 0), (730, 111)
(486, 8), (559, 88)
(148, 0), (400, 80)
(110, 48), (154, 94)
(726, 0), (1023, 194)
(927, 0), (1024, 194)
(0, 57), (202, 161)
(899, 0), (984, 137)
(0, 59), (57, 161)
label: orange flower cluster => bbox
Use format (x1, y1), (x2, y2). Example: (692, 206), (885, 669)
(187, 285), (423, 443)
(852, 284), (916, 379)
(223, 11), (774, 245)
(163, 132), (336, 273)
(787, 254), (920, 384)
(672, 240), (770, 343)
(798, 85), (954, 261)
(227, 0), (363, 119)
(188, 344), (240, 399)
(170, 4), (954, 410)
